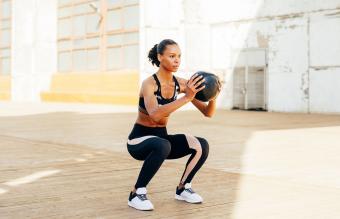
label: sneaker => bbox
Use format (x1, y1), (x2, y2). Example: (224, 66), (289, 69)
(128, 187), (154, 211)
(175, 183), (203, 204)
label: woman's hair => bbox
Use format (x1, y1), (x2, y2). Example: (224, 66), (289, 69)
(148, 39), (178, 67)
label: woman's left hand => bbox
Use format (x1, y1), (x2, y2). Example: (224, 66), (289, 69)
(210, 78), (222, 101)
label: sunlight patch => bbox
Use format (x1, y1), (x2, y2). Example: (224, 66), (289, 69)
(4, 170), (61, 187)
(0, 188), (8, 194)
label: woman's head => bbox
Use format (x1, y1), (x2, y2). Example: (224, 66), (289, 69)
(148, 39), (181, 72)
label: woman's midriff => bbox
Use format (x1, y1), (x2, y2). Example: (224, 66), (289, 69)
(135, 111), (169, 127)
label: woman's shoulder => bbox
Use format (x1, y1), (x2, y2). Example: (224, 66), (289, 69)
(141, 74), (157, 88)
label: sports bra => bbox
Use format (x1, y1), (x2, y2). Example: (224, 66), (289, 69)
(139, 74), (180, 115)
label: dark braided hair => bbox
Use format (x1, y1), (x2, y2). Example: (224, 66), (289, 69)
(148, 39), (178, 67)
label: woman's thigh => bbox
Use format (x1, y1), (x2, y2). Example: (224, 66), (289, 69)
(127, 136), (169, 160)
(166, 134), (195, 159)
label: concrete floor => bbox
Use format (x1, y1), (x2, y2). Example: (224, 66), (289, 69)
(1, 102), (340, 218)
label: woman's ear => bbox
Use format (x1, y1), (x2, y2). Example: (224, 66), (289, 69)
(157, 53), (162, 63)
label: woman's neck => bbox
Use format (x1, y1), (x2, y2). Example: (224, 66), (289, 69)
(156, 67), (173, 82)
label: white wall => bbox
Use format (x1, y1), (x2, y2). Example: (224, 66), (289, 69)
(141, 0), (340, 113)
(309, 12), (340, 113)
(6, 0), (340, 112)
(11, 0), (57, 101)
(201, 0), (340, 113)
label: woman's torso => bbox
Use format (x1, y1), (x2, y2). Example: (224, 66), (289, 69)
(136, 74), (181, 127)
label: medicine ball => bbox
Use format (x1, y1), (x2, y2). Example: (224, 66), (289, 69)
(194, 71), (220, 102)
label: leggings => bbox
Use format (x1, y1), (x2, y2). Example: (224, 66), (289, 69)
(127, 123), (209, 189)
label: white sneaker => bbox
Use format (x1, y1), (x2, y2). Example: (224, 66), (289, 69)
(128, 187), (154, 211)
(175, 183), (203, 204)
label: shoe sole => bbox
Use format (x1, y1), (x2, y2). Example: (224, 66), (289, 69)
(128, 201), (154, 211)
(175, 195), (202, 204)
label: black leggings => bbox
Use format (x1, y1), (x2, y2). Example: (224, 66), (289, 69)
(127, 123), (209, 189)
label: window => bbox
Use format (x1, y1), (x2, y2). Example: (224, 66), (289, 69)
(57, 0), (139, 73)
(0, 0), (11, 75)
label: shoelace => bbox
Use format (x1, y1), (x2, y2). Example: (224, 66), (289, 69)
(137, 194), (148, 201)
(185, 188), (195, 194)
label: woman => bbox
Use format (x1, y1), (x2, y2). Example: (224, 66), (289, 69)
(127, 39), (220, 211)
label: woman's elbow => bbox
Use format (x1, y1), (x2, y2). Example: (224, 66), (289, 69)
(204, 111), (215, 118)
(204, 107), (217, 117)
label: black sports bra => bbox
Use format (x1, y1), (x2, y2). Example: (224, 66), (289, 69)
(139, 74), (180, 115)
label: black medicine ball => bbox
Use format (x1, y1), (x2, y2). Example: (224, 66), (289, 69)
(194, 71), (220, 102)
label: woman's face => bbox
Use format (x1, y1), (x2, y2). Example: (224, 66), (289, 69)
(158, 44), (181, 72)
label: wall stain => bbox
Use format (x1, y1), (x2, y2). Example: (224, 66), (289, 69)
(256, 31), (270, 48)
(325, 9), (340, 17)
(301, 71), (309, 101)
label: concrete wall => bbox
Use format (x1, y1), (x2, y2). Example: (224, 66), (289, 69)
(11, 0), (57, 101)
(309, 11), (340, 113)
(141, 0), (340, 113)
(4, 0), (340, 112)
(195, 0), (340, 113)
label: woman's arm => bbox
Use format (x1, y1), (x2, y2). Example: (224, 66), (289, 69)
(191, 98), (217, 118)
(143, 74), (205, 122)
(178, 76), (221, 118)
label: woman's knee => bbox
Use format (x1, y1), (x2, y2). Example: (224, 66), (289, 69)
(156, 139), (171, 158)
(196, 137), (209, 158)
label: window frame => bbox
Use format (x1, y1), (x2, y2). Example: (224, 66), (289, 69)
(57, 0), (139, 73)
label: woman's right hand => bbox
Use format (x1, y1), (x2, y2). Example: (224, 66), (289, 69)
(184, 74), (206, 101)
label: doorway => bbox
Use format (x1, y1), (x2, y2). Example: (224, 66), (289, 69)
(232, 49), (267, 111)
